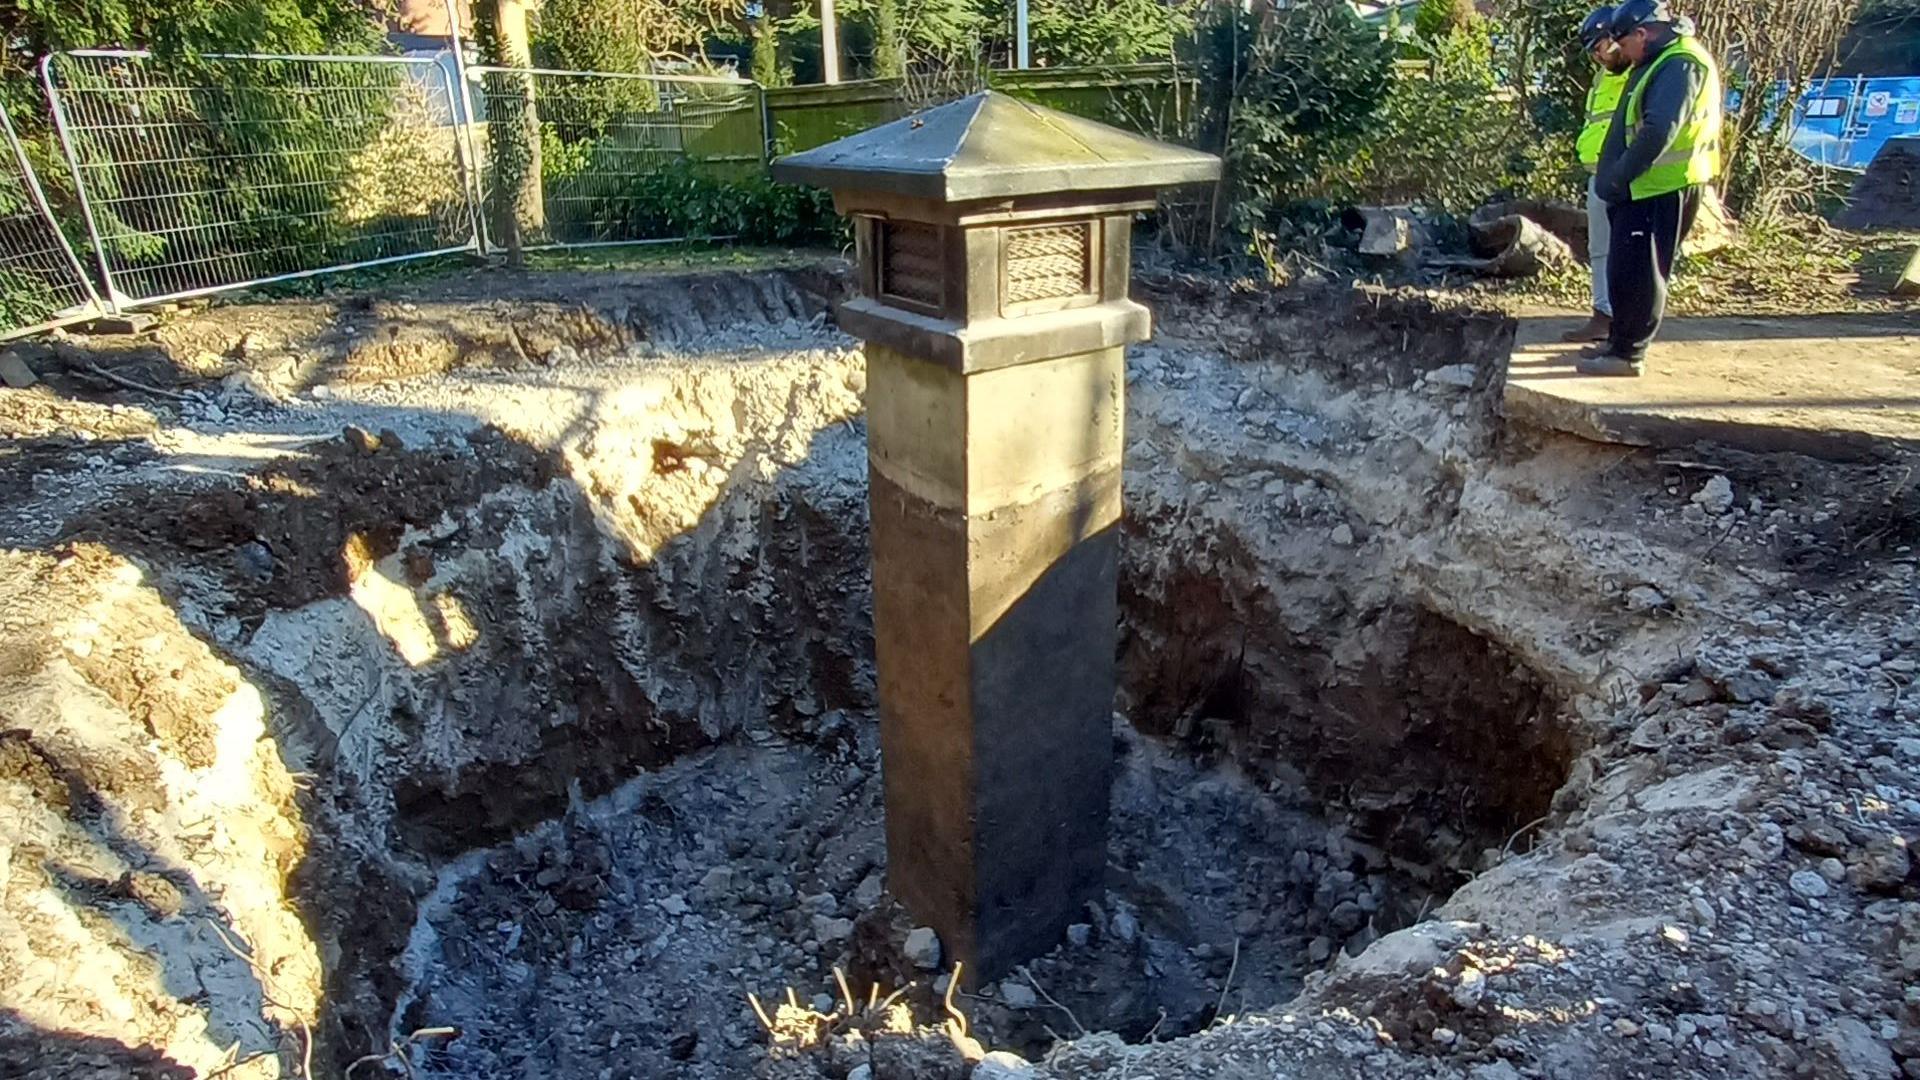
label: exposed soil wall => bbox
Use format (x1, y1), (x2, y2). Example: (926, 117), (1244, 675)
(1118, 280), (1586, 892)
(2, 265), (1915, 1080)
(1, 269), (876, 1076)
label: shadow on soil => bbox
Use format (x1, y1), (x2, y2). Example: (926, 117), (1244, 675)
(0, 267), (875, 1074)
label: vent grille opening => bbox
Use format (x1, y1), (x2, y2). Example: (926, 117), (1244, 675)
(880, 222), (944, 310)
(1004, 223), (1092, 306)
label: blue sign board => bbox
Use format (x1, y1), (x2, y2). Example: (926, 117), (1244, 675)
(1789, 76), (1920, 170)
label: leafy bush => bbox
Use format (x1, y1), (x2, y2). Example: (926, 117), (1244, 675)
(0, 177), (76, 327)
(1000, 0), (1202, 66)
(600, 159), (843, 246)
(1193, 0), (1396, 234)
(1489, 0), (1590, 143)
(779, 0), (986, 80)
(1318, 20), (1560, 211)
(1186, 0), (1608, 259)
(0, 0), (390, 310)
(0, 0), (378, 111)
(530, 0), (748, 71)
(45, 54), (458, 296)
(1414, 0), (1479, 41)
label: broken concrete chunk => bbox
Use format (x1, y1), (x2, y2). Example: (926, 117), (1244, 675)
(997, 980), (1038, 1009)
(1675, 678), (1719, 706)
(1629, 717), (1668, 751)
(1449, 967), (1488, 1009)
(234, 541), (275, 585)
(1353, 206), (1427, 259)
(83, 312), (158, 335)
(1787, 820), (1850, 858)
(1789, 870), (1831, 899)
(1851, 836), (1912, 894)
(1692, 475), (1736, 516)
(1424, 364), (1479, 390)
(1819, 1016), (1899, 1080)
(1637, 766), (1754, 814)
(904, 926), (941, 970)
(115, 870), (185, 919)
(1689, 896), (1717, 927)
(698, 866), (735, 896)
(811, 915), (855, 944)
(972, 1051), (1036, 1079)
(1896, 244), (1920, 299)
(1626, 585), (1671, 612)
(1741, 822), (1786, 862)
(344, 425), (383, 454)
(1720, 670), (1777, 705)
(0, 352), (37, 388)
(1772, 688), (1834, 729)
(1434, 209), (1575, 277)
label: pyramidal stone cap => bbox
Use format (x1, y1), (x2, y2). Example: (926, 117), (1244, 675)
(770, 90), (1222, 202)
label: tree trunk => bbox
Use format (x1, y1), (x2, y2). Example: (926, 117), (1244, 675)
(872, 0), (906, 79)
(490, 0), (545, 264)
(770, 0), (798, 86)
(751, 13), (782, 87)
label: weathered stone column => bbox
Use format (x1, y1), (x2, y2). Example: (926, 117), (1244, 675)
(773, 93), (1219, 981)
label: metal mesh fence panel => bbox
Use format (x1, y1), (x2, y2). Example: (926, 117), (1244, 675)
(470, 68), (765, 249)
(0, 108), (103, 338)
(42, 50), (479, 306)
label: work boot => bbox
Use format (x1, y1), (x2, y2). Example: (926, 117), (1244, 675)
(1574, 347), (1643, 377)
(1560, 311), (1612, 343)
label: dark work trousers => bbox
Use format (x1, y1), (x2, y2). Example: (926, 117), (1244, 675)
(1604, 185), (1703, 361)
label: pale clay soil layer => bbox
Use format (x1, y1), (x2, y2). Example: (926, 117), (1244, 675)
(0, 264), (1917, 1080)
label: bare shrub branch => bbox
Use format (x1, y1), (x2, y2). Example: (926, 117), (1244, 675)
(1691, 0), (1864, 219)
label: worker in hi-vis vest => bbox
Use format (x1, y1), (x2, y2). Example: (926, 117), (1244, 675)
(1580, 0), (1724, 376)
(1563, 7), (1633, 344)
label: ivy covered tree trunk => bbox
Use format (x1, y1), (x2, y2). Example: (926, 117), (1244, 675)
(872, 0), (906, 79)
(751, 9), (785, 87)
(476, 0), (545, 263)
(776, 0), (802, 84)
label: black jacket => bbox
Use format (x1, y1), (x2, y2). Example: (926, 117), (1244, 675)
(1595, 29), (1709, 205)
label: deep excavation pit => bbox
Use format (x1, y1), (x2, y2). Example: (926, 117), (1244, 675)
(13, 265), (1910, 1080)
(347, 269), (1580, 1077)
(0, 270), (1577, 1077)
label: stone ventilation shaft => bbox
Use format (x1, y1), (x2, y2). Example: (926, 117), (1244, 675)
(773, 92), (1220, 983)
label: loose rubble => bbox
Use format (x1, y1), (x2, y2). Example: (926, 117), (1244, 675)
(0, 265), (1914, 1080)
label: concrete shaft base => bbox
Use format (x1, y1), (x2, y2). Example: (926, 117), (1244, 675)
(866, 342), (1123, 982)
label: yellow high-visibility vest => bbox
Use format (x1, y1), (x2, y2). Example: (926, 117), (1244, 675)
(1578, 70), (1628, 170)
(1623, 35), (1724, 199)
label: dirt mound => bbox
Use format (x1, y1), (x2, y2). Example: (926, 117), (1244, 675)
(0, 266), (851, 414)
(65, 426), (558, 618)
(1839, 136), (1920, 230)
